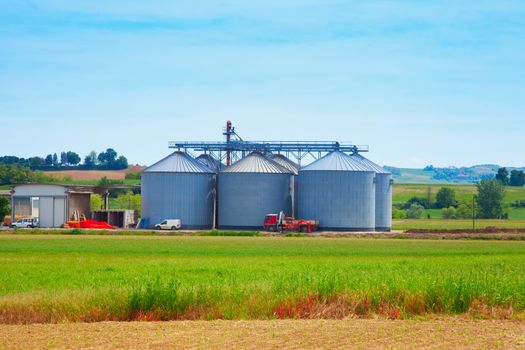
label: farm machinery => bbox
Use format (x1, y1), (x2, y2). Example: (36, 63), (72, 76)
(263, 213), (319, 233)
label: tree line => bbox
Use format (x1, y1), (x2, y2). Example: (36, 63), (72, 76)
(495, 168), (525, 187)
(393, 179), (507, 220)
(0, 148), (128, 171)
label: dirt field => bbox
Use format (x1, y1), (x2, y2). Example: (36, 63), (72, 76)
(1, 319), (524, 349)
(43, 165), (145, 180)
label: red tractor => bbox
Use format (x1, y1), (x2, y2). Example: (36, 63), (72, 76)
(263, 214), (319, 233)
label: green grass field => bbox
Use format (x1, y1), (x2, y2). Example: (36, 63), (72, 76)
(393, 184), (525, 205)
(414, 208), (525, 220)
(0, 234), (524, 323)
(392, 219), (525, 230)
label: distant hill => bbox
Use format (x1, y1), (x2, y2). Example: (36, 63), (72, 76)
(386, 165), (524, 184)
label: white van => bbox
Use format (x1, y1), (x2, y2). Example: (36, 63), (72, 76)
(155, 219), (182, 230)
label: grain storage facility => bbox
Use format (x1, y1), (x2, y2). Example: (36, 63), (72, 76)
(271, 154), (299, 216)
(297, 151), (376, 231)
(196, 154), (224, 173)
(351, 153), (393, 231)
(271, 154), (299, 175)
(218, 152), (293, 229)
(141, 151), (215, 229)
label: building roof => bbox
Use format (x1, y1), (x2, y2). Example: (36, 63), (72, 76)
(271, 154), (299, 175)
(144, 151), (214, 173)
(350, 153), (391, 174)
(300, 151), (373, 172)
(196, 154), (224, 173)
(221, 152), (293, 174)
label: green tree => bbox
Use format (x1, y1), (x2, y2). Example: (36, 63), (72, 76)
(98, 148), (117, 165)
(435, 187), (456, 209)
(60, 152), (68, 165)
(84, 151), (97, 167)
(495, 168), (509, 185)
(114, 192), (141, 216)
(84, 155), (93, 167)
(0, 197), (10, 223)
(456, 201), (474, 219)
(405, 197), (431, 209)
(392, 207), (406, 219)
(509, 170), (525, 187)
(66, 151), (81, 165)
(113, 156), (128, 170)
(90, 194), (104, 211)
(28, 157), (44, 168)
(52, 153), (58, 166)
(476, 179), (505, 219)
(44, 154), (53, 165)
(406, 203), (425, 219)
(441, 206), (457, 219)
(0, 164), (34, 184)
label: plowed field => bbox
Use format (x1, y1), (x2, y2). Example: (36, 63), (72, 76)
(1, 319), (524, 349)
(43, 165), (145, 180)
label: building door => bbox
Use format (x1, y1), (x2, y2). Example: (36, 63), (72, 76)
(39, 197), (54, 227)
(53, 197), (66, 227)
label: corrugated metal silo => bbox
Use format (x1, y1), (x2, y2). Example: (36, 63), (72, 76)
(271, 154), (299, 217)
(350, 153), (392, 231)
(271, 154), (299, 175)
(196, 154), (224, 173)
(297, 151), (376, 231)
(218, 152), (293, 229)
(141, 151), (215, 229)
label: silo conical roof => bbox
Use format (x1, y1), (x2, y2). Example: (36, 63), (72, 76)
(196, 154), (224, 173)
(271, 154), (299, 175)
(144, 151), (214, 173)
(301, 151), (372, 172)
(221, 152), (292, 174)
(350, 153), (391, 174)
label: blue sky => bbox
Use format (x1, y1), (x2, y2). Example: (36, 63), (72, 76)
(1, 0), (524, 167)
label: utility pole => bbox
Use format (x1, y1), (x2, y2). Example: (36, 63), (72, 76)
(472, 195), (476, 230)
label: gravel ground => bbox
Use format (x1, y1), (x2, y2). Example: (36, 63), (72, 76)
(1, 319), (524, 349)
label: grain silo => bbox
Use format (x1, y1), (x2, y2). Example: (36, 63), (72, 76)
(297, 151), (376, 231)
(271, 154), (299, 216)
(350, 153), (392, 231)
(141, 151), (215, 229)
(218, 152), (293, 229)
(271, 154), (299, 175)
(196, 154), (224, 173)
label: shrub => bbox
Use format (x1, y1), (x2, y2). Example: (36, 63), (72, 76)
(125, 172), (141, 180)
(405, 197), (431, 210)
(392, 207), (406, 219)
(511, 200), (525, 208)
(98, 176), (124, 186)
(442, 207), (457, 219)
(456, 202), (473, 219)
(406, 203), (425, 219)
